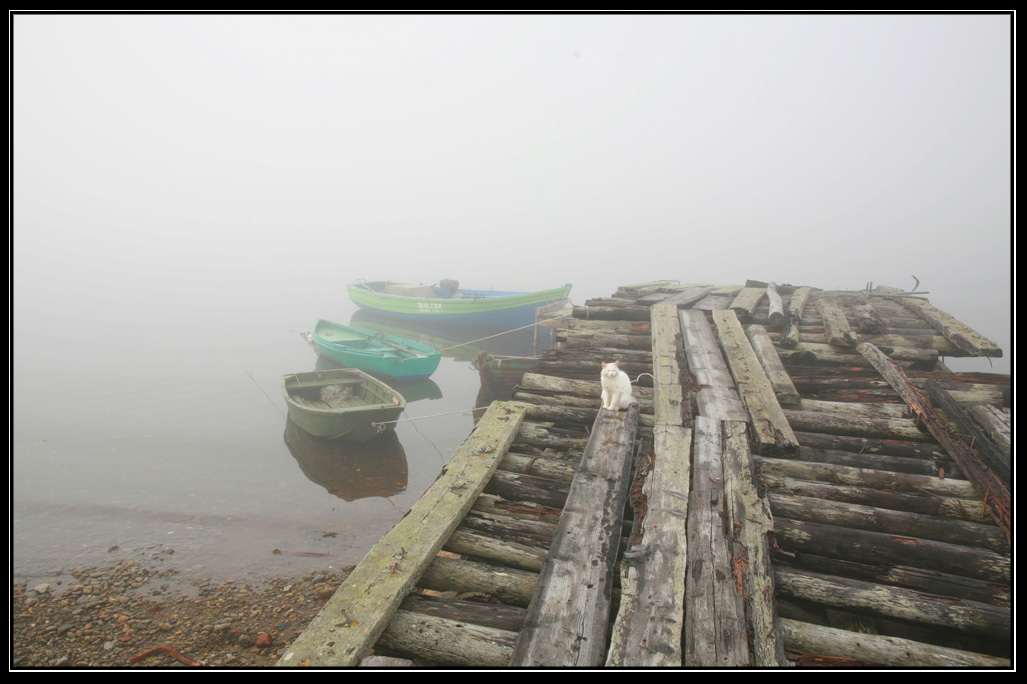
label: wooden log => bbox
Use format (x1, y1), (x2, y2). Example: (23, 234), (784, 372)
(721, 420), (789, 666)
(774, 566), (1010, 638)
(376, 610), (517, 667)
(780, 286), (813, 348)
(443, 528), (548, 572)
(277, 402), (526, 668)
(773, 517), (1010, 585)
(857, 343), (1011, 542)
(793, 430), (949, 461)
(967, 404), (1011, 455)
(510, 404), (640, 667)
(796, 445), (960, 480)
(484, 469), (570, 510)
(815, 296), (858, 348)
(762, 471), (995, 525)
(779, 618), (1010, 668)
(922, 379), (1010, 490)
(756, 455), (981, 500)
(471, 492), (563, 526)
(499, 451), (578, 483)
(770, 330), (961, 355)
(557, 329), (653, 351)
(745, 324), (801, 406)
(767, 493), (1008, 555)
(398, 593), (526, 633)
(776, 553), (1010, 608)
(797, 397), (911, 420)
(712, 309), (799, 455)
(766, 282), (785, 328)
(650, 303), (689, 427)
(852, 301), (886, 333)
(573, 304), (651, 321)
(876, 288), (1002, 357)
(685, 416), (750, 667)
(679, 309), (747, 422)
(782, 409), (930, 442)
(418, 555), (538, 608)
(729, 286), (766, 323)
(606, 424), (692, 667)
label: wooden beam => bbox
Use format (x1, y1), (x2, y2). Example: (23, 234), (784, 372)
(680, 309), (747, 422)
(766, 282), (785, 328)
(712, 309), (799, 456)
(857, 342), (1011, 542)
(606, 424), (692, 666)
(685, 416), (750, 666)
(745, 324), (800, 406)
(510, 403), (640, 667)
(650, 303), (689, 427)
(721, 420), (789, 666)
(729, 286), (766, 322)
(277, 402), (526, 667)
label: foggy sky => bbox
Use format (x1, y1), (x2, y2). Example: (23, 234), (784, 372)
(12, 12), (1013, 374)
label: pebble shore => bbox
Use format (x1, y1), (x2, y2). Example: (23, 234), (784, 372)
(12, 558), (354, 669)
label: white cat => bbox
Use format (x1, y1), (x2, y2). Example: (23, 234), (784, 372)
(600, 361), (635, 411)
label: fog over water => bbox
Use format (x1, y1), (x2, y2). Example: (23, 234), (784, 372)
(11, 13), (1012, 583)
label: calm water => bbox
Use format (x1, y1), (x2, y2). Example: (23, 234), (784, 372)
(11, 283), (550, 589)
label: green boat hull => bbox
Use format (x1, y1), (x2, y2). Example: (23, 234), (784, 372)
(282, 369), (406, 442)
(311, 319), (442, 382)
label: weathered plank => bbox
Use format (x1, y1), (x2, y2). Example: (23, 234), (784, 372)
(679, 309), (748, 422)
(729, 286), (766, 322)
(745, 324), (800, 406)
(650, 303), (688, 427)
(685, 416), (750, 666)
(277, 402), (526, 667)
(712, 309), (799, 456)
(606, 423), (692, 667)
(721, 420), (789, 666)
(779, 619), (1010, 668)
(658, 285), (715, 309)
(857, 342), (1011, 542)
(510, 403), (640, 667)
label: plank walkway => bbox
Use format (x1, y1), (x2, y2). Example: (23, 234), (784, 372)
(278, 281), (1010, 669)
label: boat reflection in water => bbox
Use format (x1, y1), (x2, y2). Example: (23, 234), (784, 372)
(349, 309), (549, 362)
(284, 417), (408, 502)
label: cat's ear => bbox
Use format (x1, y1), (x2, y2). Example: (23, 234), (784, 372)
(602, 362), (608, 369)
(613, 360), (620, 368)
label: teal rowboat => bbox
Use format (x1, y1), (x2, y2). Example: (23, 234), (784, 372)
(282, 368), (406, 441)
(347, 281), (572, 329)
(310, 319), (442, 382)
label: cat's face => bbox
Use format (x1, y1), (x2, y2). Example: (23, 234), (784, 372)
(601, 361), (620, 377)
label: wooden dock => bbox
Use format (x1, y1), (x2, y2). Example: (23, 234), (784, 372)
(278, 281), (1011, 668)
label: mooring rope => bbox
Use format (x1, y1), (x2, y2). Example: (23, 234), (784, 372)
(435, 312), (574, 353)
(373, 406), (489, 427)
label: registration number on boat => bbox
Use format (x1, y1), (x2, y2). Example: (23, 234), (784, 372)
(417, 302), (445, 313)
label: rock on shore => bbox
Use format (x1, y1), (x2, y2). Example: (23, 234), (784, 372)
(12, 558), (353, 668)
